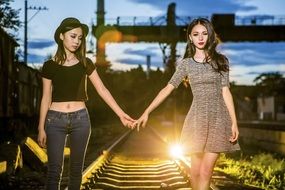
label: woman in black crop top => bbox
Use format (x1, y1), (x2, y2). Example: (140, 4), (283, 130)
(37, 17), (135, 190)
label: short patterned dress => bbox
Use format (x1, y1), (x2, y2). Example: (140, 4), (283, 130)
(168, 58), (240, 154)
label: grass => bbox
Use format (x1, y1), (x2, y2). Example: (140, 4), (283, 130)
(216, 153), (285, 190)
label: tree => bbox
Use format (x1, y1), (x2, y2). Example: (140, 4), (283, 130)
(253, 72), (285, 96)
(0, 0), (21, 32)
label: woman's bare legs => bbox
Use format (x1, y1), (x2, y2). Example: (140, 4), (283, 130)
(190, 152), (219, 190)
(190, 153), (203, 190)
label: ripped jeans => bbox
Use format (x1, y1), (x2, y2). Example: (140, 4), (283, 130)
(45, 108), (91, 190)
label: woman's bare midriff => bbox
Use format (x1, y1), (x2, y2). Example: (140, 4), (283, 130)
(49, 101), (86, 112)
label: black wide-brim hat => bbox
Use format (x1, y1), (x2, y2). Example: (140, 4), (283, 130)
(54, 17), (89, 44)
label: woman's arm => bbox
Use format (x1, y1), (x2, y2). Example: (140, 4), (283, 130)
(37, 78), (52, 147)
(222, 86), (239, 142)
(135, 84), (175, 129)
(88, 70), (134, 127)
(145, 84), (174, 115)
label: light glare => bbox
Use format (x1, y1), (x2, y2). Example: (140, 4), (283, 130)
(170, 144), (183, 158)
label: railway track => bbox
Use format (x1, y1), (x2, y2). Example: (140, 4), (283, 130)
(77, 125), (263, 190)
(79, 126), (237, 190)
(1, 121), (282, 189)
(81, 127), (192, 189)
(83, 158), (190, 189)
(0, 123), (264, 190)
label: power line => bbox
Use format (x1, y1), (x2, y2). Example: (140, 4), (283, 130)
(24, 0), (48, 64)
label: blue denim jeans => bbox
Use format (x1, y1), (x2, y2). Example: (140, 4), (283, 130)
(45, 108), (91, 190)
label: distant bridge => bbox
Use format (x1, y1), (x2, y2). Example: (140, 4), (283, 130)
(103, 15), (285, 27)
(93, 14), (285, 43)
(92, 0), (285, 70)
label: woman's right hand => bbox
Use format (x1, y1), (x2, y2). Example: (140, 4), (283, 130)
(119, 112), (136, 128)
(133, 112), (149, 131)
(37, 129), (47, 148)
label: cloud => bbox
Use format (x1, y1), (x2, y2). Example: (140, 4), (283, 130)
(116, 45), (163, 67)
(28, 53), (48, 63)
(246, 71), (285, 75)
(123, 47), (159, 57)
(231, 74), (243, 77)
(116, 58), (143, 65)
(28, 39), (55, 49)
(115, 57), (163, 67)
(220, 42), (285, 66)
(230, 63), (285, 85)
(27, 40), (56, 63)
(129, 0), (257, 15)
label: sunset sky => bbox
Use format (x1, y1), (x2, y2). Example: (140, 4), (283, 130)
(11, 0), (285, 85)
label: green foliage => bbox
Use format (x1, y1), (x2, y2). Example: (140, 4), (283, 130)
(253, 72), (285, 96)
(216, 153), (285, 190)
(0, 0), (21, 32)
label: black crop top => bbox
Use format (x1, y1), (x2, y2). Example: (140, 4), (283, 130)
(41, 58), (96, 102)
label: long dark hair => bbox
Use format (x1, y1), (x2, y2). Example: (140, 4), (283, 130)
(54, 26), (87, 67)
(183, 18), (229, 73)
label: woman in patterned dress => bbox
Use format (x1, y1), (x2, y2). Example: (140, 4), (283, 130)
(133, 18), (240, 190)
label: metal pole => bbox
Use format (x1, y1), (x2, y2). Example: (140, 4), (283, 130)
(23, 1), (48, 65)
(24, 0), (28, 64)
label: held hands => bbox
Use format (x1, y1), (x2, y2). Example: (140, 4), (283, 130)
(131, 112), (149, 131)
(119, 111), (149, 131)
(119, 112), (136, 128)
(229, 123), (239, 143)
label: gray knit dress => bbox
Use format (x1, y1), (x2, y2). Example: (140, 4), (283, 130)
(168, 58), (240, 154)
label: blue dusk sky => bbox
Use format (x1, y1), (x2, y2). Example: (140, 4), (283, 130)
(10, 0), (285, 85)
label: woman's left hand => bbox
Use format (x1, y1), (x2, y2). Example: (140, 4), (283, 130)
(119, 113), (135, 128)
(229, 124), (239, 143)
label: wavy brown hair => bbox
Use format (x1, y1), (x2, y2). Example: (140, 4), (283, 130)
(183, 18), (229, 73)
(54, 26), (87, 67)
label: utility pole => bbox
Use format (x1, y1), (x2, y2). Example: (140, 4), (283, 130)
(24, 0), (27, 64)
(146, 55), (151, 79)
(24, 0), (47, 64)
